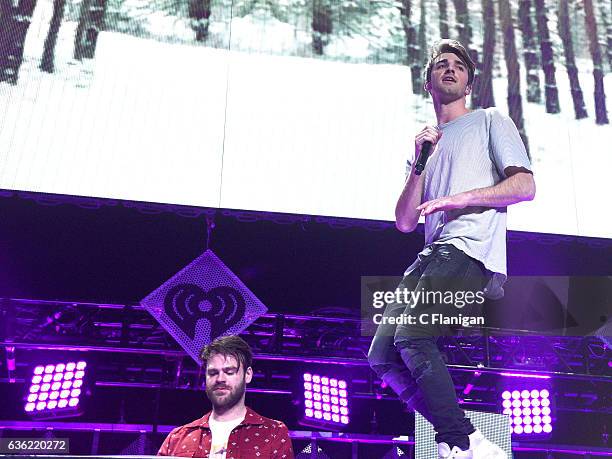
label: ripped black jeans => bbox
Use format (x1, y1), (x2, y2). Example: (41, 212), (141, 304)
(367, 244), (489, 450)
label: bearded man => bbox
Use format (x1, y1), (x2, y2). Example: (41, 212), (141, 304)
(158, 335), (294, 459)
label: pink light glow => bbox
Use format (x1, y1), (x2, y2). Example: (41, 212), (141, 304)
(501, 372), (551, 379)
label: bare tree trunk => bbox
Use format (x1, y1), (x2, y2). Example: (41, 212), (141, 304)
(534, 0), (560, 113)
(469, 48), (481, 108)
(41, 0), (67, 73)
(0, 0), (38, 84)
(418, 0), (427, 96)
(584, 0), (609, 124)
(398, 0), (422, 94)
(480, 0), (495, 108)
(312, 0), (332, 55)
(518, 0), (542, 103)
(452, 0), (471, 48)
(189, 0), (212, 42)
(498, 0), (530, 156)
(557, 0), (588, 119)
(438, 0), (450, 38)
(596, 0), (612, 71)
(74, 0), (108, 60)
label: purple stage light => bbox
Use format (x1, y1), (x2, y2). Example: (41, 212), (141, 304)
(300, 371), (350, 428)
(501, 384), (553, 437)
(24, 360), (88, 418)
(500, 372), (551, 379)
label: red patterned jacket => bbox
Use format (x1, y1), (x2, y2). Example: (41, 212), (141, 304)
(157, 407), (294, 458)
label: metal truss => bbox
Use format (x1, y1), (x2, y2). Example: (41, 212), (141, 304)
(1, 298), (610, 415)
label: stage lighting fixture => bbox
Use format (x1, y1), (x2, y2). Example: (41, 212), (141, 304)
(298, 372), (350, 429)
(500, 377), (553, 438)
(24, 360), (88, 419)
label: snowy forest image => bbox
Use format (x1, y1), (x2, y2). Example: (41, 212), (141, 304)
(0, 0), (611, 238)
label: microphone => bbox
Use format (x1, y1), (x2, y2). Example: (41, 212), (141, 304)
(414, 141), (432, 175)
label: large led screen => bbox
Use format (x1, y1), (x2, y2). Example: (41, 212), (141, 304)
(0, 0), (610, 237)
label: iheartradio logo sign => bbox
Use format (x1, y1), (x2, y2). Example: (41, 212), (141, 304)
(141, 250), (267, 363)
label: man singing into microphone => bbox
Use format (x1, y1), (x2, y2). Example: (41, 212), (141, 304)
(368, 39), (535, 458)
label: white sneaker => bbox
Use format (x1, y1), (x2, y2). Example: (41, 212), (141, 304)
(438, 429), (507, 459)
(437, 442), (473, 458)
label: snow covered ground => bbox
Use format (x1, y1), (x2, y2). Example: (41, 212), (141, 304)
(0, 0), (610, 238)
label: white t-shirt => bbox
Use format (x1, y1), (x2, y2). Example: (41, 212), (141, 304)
(208, 414), (245, 459)
(405, 108), (532, 298)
